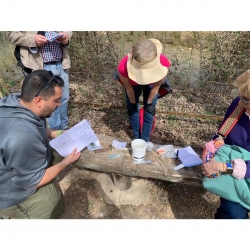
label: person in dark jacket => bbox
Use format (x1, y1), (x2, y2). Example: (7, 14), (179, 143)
(0, 70), (80, 219)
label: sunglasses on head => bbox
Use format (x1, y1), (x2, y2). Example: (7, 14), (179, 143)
(239, 95), (250, 105)
(35, 72), (58, 97)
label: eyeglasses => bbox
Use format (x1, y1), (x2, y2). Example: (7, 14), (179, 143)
(35, 72), (58, 97)
(239, 95), (250, 105)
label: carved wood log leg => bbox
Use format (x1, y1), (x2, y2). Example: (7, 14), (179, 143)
(109, 173), (132, 191)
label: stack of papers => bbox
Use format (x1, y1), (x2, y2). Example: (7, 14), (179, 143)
(177, 146), (202, 167)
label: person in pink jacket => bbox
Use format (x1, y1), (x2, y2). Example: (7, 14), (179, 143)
(113, 38), (171, 142)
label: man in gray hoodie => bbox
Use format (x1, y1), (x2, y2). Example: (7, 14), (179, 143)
(0, 70), (81, 219)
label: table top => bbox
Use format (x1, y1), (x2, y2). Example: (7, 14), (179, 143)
(76, 134), (203, 186)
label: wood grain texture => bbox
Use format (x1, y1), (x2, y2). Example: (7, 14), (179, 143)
(76, 135), (203, 186)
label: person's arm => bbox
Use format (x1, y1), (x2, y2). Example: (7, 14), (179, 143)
(64, 31), (73, 41)
(202, 157), (248, 180)
(118, 73), (136, 104)
(57, 31), (73, 46)
(232, 159), (247, 179)
(36, 148), (80, 188)
(7, 121), (80, 190)
(47, 127), (66, 139)
(144, 76), (167, 116)
(201, 158), (226, 176)
(6, 31), (47, 47)
(147, 77), (166, 104)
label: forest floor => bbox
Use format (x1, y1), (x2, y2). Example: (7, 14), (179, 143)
(54, 79), (236, 219)
(8, 74), (237, 219)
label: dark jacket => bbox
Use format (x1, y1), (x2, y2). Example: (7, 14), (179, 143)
(0, 94), (50, 208)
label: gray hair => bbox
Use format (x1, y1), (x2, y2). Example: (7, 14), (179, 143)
(132, 39), (157, 63)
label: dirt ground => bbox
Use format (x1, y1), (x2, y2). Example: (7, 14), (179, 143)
(8, 77), (232, 219)
(53, 81), (230, 219)
(56, 166), (220, 219)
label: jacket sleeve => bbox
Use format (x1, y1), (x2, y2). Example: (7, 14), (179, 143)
(6, 31), (38, 47)
(64, 31), (72, 41)
(60, 31), (73, 47)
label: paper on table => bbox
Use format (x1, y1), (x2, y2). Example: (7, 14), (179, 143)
(112, 140), (127, 148)
(173, 163), (185, 171)
(49, 119), (98, 157)
(177, 146), (203, 167)
(87, 140), (102, 151)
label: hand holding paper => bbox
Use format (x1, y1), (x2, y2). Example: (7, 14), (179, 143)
(47, 34), (64, 42)
(49, 119), (98, 157)
(62, 148), (81, 165)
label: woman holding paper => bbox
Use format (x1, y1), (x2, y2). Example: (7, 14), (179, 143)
(201, 70), (250, 219)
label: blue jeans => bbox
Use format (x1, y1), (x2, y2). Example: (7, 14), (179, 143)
(126, 85), (158, 142)
(44, 62), (69, 130)
(215, 198), (249, 219)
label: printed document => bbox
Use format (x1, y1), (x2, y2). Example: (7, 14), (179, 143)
(49, 119), (98, 157)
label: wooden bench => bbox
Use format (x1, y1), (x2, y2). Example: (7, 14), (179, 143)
(76, 134), (203, 189)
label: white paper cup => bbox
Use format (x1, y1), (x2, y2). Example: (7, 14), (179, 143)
(131, 139), (147, 161)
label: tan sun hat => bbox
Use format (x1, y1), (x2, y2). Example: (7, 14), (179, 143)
(127, 38), (168, 85)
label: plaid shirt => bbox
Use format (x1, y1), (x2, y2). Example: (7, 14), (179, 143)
(41, 31), (63, 63)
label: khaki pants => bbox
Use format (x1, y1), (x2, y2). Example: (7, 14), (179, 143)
(0, 148), (64, 219)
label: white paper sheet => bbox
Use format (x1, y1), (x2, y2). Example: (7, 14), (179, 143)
(47, 34), (64, 42)
(111, 140), (127, 148)
(173, 163), (185, 171)
(49, 119), (99, 157)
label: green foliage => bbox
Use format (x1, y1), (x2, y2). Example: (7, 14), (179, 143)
(68, 31), (250, 94)
(0, 78), (9, 98)
(69, 32), (119, 83)
(6, 79), (16, 86)
(199, 32), (250, 83)
(78, 86), (89, 97)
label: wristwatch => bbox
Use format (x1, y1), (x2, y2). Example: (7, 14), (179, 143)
(225, 162), (234, 175)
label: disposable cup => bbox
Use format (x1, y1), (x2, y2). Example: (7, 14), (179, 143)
(131, 139), (147, 161)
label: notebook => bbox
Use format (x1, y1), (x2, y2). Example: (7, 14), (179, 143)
(177, 146), (203, 167)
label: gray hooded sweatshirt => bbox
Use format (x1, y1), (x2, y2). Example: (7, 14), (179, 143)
(0, 94), (51, 209)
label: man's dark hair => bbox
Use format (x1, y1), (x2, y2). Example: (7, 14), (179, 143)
(20, 70), (64, 102)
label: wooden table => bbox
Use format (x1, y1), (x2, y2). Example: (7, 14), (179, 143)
(76, 134), (203, 188)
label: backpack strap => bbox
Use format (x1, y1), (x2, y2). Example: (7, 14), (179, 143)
(217, 103), (245, 137)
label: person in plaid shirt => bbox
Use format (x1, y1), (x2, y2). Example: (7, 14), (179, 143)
(6, 31), (73, 130)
